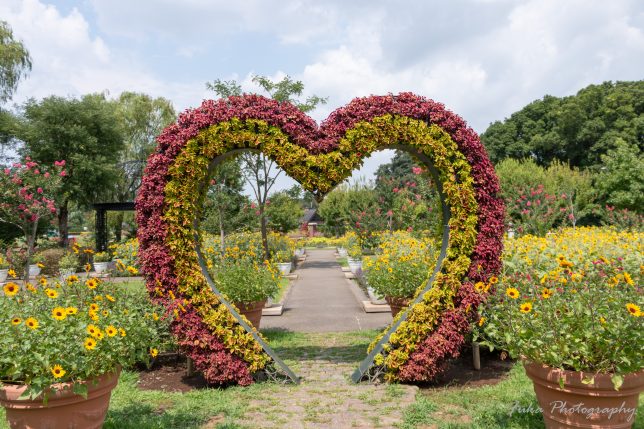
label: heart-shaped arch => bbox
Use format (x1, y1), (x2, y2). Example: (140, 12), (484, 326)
(136, 93), (505, 385)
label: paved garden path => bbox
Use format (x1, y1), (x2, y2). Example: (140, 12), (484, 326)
(262, 249), (392, 332)
(230, 331), (419, 429)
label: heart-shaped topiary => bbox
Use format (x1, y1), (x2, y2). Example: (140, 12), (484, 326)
(136, 93), (505, 385)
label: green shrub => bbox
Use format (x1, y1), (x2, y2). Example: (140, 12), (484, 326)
(213, 259), (280, 305)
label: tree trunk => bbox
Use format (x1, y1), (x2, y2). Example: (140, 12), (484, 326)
(219, 209), (226, 252)
(260, 205), (270, 261)
(58, 199), (69, 248)
(24, 220), (38, 282)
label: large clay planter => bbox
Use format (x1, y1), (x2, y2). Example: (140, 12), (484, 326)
(0, 368), (120, 429)
(0, 269), (8, 283)
(524, 361), (644, 429)
(235, 300), (266, 329)
(385, 296), (411, 318)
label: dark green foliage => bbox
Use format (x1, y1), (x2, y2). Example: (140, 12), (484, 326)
(201, 159), (258, 237)
(596, 140), (643, 211)
(481, 81), (644, 168)
(19, 93), (124, 245)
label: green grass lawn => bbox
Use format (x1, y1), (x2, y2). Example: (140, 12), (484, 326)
(2, 330), (642, 428)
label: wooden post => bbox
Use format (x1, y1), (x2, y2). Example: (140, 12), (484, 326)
(186, 357), (194, 377)
(472, 342), (481, 370)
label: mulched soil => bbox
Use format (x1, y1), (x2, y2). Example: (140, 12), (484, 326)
(137, 347), (513, 393)
(137, 353), (209, 393)
(422, 346), (514, 390)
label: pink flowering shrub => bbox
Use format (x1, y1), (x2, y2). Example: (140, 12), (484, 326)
(0, 158), (64, 278)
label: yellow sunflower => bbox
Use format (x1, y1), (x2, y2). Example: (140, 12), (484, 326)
(89, 303), (99, 312)
(50, 364), (66, 379)
(506, 287), (520, 299)
(66, 275), (80, 283)
(119, 328), (126, 337)
(11, 317), (21, 325)
(478, 316), (486, 326)
(3, 282), (19, 297)
(474, 282), (485, 292)
(86, 324), (101, 337)
(44, 288), (58, 299)
(150, 348), (159, 358)
(626, 303), (641, 317)
(126, 266), (138, 275)
(84, 337), (97, 350)
(38, 277), (47, 286)
(66, 306), (78, 315)
(51, 307), (67, 321)
(105, 294), (115, 302)
(520, 302), (533, 313)
(7, 268), (16, 278)
(541, 288), (553, 299)
(85, 278), (99, 289)
(105, 325), (117, 337)
(25, 317), (39, 329)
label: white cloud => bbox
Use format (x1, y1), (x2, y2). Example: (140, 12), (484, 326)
(299, 0), (644, 131)
(1, 0), (206, 112)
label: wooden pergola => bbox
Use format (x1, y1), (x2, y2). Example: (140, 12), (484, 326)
(92, 202), (135, 251)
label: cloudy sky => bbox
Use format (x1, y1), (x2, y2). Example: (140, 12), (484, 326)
(2, 0), (643, 189)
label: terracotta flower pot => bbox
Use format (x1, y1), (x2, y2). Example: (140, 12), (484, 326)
(523, 361), (644, 429)
(385, 296), (411, 318)
(0, 368), (120, 429)
(235, 300), (266, 329)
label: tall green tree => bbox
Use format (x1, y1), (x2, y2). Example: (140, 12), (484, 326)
(0, 21), (32, 160)
(207, 75), (327, 259)
(0, 21), (31, 104)
(19, 94), (124, 246)
(265, 191), (303, 233)
(201, 160), (257, 247)
(111, 92), (175, 241)
(481, 81), (644, 168)
(596, 140), (643, 212)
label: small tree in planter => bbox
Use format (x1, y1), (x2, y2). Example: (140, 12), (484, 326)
(0, 158), (64, 281)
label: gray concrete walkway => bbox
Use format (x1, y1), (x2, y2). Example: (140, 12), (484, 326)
(262, 249), (392, 333)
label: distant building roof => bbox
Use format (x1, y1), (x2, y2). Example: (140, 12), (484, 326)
(300, 208), (324, 224)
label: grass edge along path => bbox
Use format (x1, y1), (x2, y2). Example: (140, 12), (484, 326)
(1, 332), (642, 428)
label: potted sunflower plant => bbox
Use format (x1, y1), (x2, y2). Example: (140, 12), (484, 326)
(474, 227), (643, 429)
(0, 274), (168, 428)
(58, 252), (79, 281)
(363, 231), (437, 317)
(92, 251), (112, 274)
